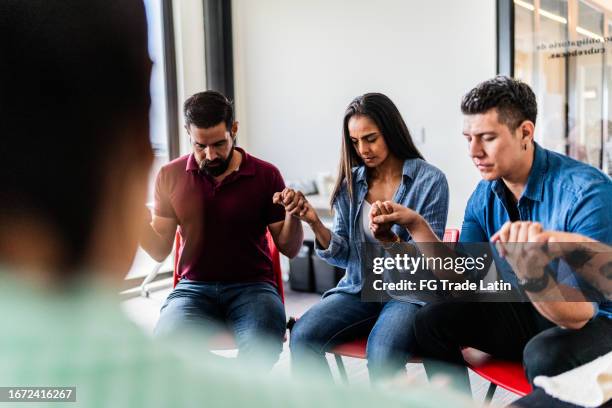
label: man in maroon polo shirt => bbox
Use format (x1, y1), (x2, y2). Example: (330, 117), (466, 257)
(140, 91), (303, 368)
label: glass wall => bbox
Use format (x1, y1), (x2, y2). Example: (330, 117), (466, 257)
(513, 0), (612, 175)
(144, 0), (171, 201)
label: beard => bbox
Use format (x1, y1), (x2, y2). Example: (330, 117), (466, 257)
(199, 141), (235, 177)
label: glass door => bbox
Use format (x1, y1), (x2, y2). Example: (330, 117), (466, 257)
(512, 0), (612, 175)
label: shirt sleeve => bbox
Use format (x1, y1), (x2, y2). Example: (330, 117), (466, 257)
(265, 166), (287, 225)
(460, 189), (489, 243)
(314, 193), (351, 269)
(566, 180), (612, 243)
(457, 187), (493, 280)
(154, 166), (177, 219)
(555, 181), (611, 314)
(417, 170), (449, 240)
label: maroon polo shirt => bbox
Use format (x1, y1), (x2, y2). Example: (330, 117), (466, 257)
(154, 147), (286, 285)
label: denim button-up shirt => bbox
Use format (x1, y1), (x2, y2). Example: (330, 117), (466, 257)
(460, 143), (612, 318)
(315, 158), (449, 298)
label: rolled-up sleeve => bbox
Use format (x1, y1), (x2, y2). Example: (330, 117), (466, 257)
(315, 196), (351, 269)
(419, 171), (449, 240)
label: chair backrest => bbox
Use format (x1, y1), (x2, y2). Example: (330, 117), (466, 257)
(172, 229), (181, 288)
(172, 229), (285, 303)
(265, 230), (285, 303)
(443, 228), (460, 243)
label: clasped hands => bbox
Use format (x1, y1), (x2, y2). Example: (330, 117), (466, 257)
(273, 188), (318, 225)
(273, 190), (418, 241)
(490, 221), (597, 280)
(368, 201), (418, 243)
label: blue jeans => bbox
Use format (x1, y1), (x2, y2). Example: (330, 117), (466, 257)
(155, 279), (286, 369)
(290, 292), (421, 381)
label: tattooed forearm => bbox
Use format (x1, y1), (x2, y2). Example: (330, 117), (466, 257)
(601, 261), (612, 279)
(565, 248), (593, 269)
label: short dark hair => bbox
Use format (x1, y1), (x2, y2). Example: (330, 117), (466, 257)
(184, 91), (234, 130)
(461, 76), (538, 130)
(0, 0), (152, 273)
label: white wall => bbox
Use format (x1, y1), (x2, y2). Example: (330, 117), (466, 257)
(232, 0), (496, 228)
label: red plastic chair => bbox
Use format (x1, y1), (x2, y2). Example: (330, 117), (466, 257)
(329, 228), (460, 382)
(172, 228), (285, 349)
(443, 228), (459, 243)
(462, 348), (531, 401)
(328, 228), (532, 400)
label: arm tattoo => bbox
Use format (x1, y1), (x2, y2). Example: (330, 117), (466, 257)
(600, 261), (612, 279)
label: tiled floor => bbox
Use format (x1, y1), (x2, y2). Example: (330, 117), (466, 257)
(122, 282), (519, 407)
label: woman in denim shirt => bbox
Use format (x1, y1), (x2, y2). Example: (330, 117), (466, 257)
(287, 93), (449, 381)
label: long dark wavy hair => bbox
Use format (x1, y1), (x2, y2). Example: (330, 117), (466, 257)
(330, 93), (424, 206)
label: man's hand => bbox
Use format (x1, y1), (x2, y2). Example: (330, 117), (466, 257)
(491, 222), (598, 328)
(369, 200), (397, 242)
(490, 221), (551, 279)
(370, 201), (420, 228)
(492, 224), (600, 272)
(273, 188), (319, 225)
(532, 231), (596, 245)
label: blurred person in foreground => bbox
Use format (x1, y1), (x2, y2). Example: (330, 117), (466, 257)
(0, 1), (473, 407)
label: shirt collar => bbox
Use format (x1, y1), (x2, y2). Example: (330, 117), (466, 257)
(185, 146), (255, 176)
(521, 142), (547, 202)
(186, 153), (199, 172)
(354, 158), (419, 185)
(354, 165), (367, 185)
(401, 158), (419, 180)
(491, 142), (547, 203)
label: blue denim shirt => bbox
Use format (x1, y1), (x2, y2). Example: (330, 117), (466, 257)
(460, 143), (612, 318)
(315, 158), (449, 298)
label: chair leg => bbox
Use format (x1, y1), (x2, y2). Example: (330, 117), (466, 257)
(140, 262), (163, 298)
(334, 354), (349, 384)
(484, 382), (497, 403)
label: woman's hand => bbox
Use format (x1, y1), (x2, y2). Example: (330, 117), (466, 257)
(273, 188), (319, 226)
(369, 200), (397, 242)
(370, 201), (420, 229)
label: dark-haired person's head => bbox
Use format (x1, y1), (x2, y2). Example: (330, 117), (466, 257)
(0, 0), (153, 284)
(461, 76), (537, 181)
(184, 91), (238, 177)
(331, 93), (423, 203)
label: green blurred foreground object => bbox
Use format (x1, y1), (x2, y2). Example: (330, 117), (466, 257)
(0, 273), (475, 408)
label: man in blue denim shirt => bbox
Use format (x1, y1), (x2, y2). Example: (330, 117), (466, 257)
(371, 77), (612, 404)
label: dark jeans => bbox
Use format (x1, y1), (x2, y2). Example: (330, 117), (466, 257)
(413, 301), (612, 401)
(290, 292), (421, 381)
(513, 388), (612, 408)
(154, 279), (286, 369)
